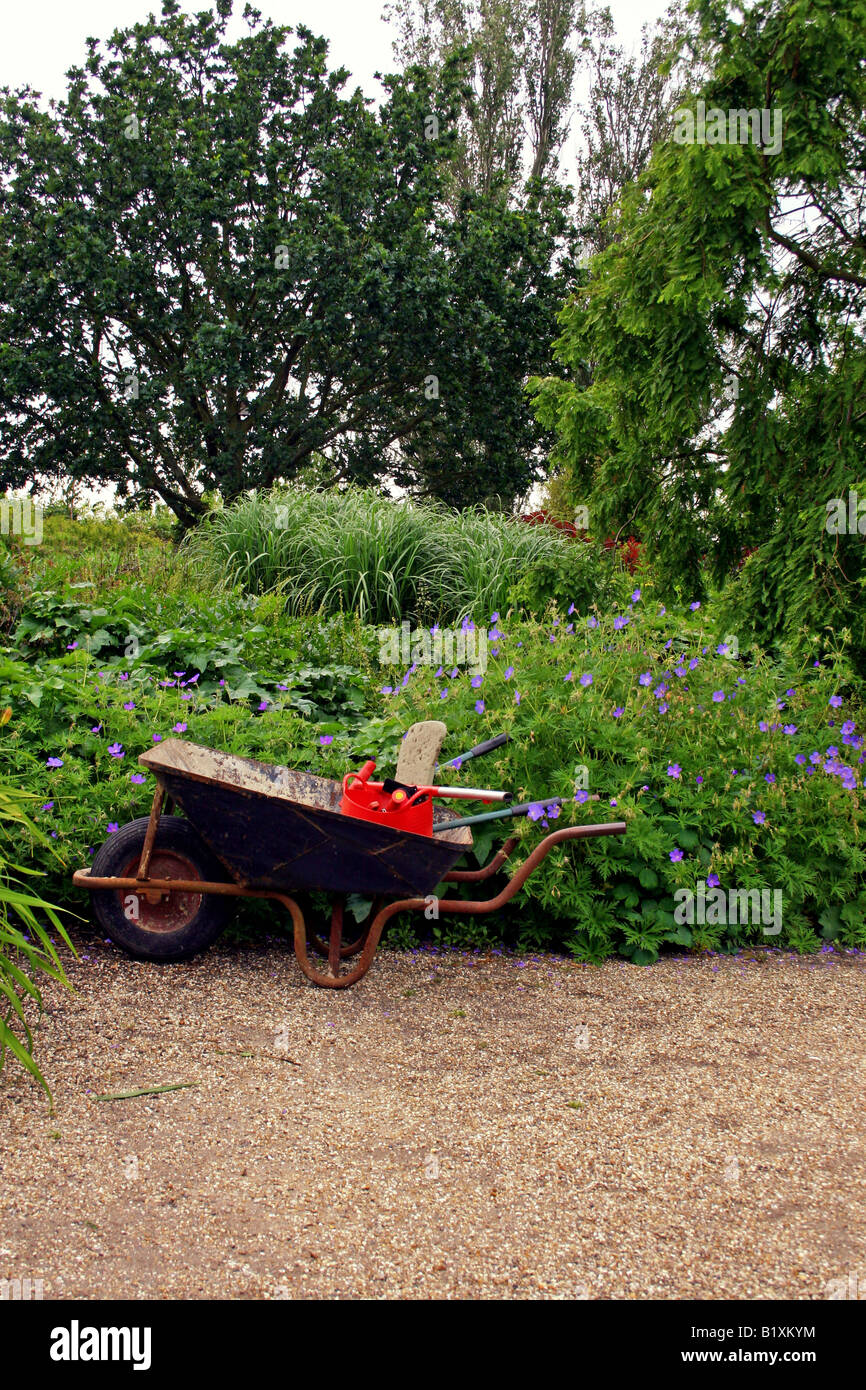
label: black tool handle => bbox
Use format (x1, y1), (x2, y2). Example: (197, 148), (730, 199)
(442, 732), (511, 768)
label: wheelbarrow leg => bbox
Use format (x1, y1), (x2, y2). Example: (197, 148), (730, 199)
(327, 897), (343, 977)
(284, 893), (400, 990)
(309, 895), (384, 962)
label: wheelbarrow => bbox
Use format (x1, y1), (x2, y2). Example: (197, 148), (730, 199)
(72, 726), (626, 989)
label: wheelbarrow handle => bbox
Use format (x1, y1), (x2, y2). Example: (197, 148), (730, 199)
(436, 796), (562, 831)
(440, 732), (511, 769)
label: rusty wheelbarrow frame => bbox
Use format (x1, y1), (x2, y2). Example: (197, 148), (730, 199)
(72, 740), (627, 989)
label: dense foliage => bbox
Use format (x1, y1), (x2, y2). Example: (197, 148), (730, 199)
(531, 0), (866, 667)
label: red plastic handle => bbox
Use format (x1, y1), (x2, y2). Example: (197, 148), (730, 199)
(343, 760), (378, 795)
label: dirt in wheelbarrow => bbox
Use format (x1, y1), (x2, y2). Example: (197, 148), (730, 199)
(1, 931), (865, 1301)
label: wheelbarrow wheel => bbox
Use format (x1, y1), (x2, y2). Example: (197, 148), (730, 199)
(89, 816), (236, 962)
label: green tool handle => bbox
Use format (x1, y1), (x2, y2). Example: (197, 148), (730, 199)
(435, 797), (563, 832)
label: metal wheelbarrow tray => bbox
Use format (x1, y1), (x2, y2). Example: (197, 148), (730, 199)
(72, 738), (627, 989)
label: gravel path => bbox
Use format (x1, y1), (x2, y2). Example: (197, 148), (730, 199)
(1, 934), (864, 1300)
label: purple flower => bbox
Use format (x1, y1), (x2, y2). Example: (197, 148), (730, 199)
(123, 701), (135, 711)
(130, 773), (146, 784)
(67, 641), (78, 651)
(568, 604), (576, 616)
(670, 848), (684, 862)
(107, 822), (119, 833)
(842, 720), (856, 737)
(809, 751), (821, 765)
(829, 695), (843, 708)
(658, 702), (669, 714)
(707, 872), (720, 888)
(759, 720), (768, 731)
(527, 803), (545, 822)
(612, 707), (624, 718)
(319, 735), (333, 745)
(613, 615), (630, 630)
(696, 775), (703, 785)
(783, 724), (797, 735)
(667, 764), (682, 779)
(471, 675), (483, 689)
(639, 672), (652, 687)
(514, 691), (521, 704)
(674, 666), (686, 678)
(764, 773), (775, 784)
(794, 754), (806, 765)
(257, 700), (269, 711)
(152, 733), (162, 742)
(504, 666), (514, 680)
(579, 672), (593, 687)
(440, 690), (448, 700)
(716, 643), (728, 656)
(41, 801), (54, 811)
(46, 756), (64, 769)
(653, 685), (666, 699)
(171, 723), (187, 734)
(564, 671), (573, 682)
(587, 616), (598, 629)
(91, 724), (102, 734)
(574, 790), (589, 804)
(688, 658), (699, 670)
(380, 686), (393, 695)
(752, 811), (766, 825)
(631, 589), (641, 603)
(689, 601), (701, 611)
(108, 742), (124, 757)
(475, 700), (485, 714)
(712, 690), (725, 703)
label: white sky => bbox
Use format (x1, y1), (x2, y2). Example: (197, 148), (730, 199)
(0, 0), (673, 108)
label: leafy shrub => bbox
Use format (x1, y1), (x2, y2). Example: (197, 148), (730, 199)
(0, 780), (73, 1095)
(351, 592), (866, 960)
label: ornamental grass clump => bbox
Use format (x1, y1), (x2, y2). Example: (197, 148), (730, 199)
(181, 487), (602, 625)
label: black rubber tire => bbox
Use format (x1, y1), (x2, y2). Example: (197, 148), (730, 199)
(89, 816), (237, 962)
